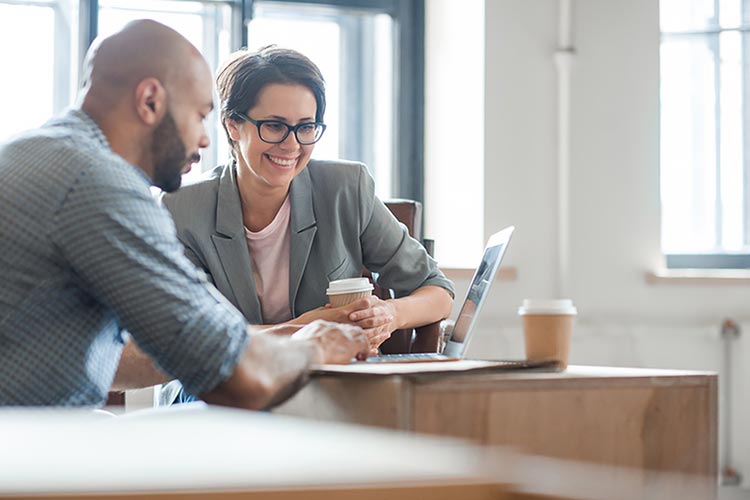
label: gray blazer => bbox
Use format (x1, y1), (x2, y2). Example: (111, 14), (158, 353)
(162, 159), (454, 324)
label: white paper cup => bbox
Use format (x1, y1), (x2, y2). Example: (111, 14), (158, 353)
(518, 299), (577, 369)
(326, 278), (374, 307)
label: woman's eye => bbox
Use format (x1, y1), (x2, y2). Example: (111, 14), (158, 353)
(267, 122), (286, 131)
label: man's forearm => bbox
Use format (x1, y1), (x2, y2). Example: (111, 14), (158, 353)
(110, 340), (172, 391)
(200, 328), (319, 410)
(253, 323), (305, 335)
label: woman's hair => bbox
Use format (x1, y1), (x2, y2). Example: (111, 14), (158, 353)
(216, 45), (326, 159)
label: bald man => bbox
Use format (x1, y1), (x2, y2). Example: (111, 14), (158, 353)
(0, 20), (368, 408)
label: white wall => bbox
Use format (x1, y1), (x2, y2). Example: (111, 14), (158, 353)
(424, 0), (485, 267)
(426, 0), (750, 488)
(483, 0), (560, 306)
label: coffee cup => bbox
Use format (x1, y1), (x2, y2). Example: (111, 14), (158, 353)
(326, 277), (374, 307)
(518, 299), (577, 369)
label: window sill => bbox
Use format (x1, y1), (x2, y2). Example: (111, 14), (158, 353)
(646, 268), (750, 285)
(443, 266), (518, 282)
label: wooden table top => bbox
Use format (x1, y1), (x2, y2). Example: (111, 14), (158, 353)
(311, 363), (717, 386)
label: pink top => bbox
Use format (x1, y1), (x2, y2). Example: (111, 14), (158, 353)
(243, 196), (292, 324)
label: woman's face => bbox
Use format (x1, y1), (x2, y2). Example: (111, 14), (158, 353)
(227, 83), (318, 192)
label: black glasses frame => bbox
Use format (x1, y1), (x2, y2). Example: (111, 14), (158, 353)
(233, 112), (326, 145)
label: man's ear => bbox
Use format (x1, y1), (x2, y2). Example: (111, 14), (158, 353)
(134, 78), (167, 126)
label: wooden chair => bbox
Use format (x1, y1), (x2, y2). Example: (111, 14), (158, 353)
(369, 199), (446, 354)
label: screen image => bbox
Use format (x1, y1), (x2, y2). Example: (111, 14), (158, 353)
(448, 242), (505, 345)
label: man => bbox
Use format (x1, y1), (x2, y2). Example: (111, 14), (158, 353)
(0, 20), (369, 408)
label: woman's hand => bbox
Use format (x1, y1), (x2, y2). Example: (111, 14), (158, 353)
(295, 298), (397, 354)
(294, 305), (351, 324)
(346, 296), (398, 353)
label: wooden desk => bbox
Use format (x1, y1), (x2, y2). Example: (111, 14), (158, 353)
(276, 365), (718, 498)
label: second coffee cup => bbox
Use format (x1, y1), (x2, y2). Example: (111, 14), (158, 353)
(518, 299), (577, 369)
(326, 277), (374, 307)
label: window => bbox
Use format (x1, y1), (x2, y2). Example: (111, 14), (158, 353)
(1, 0), (424, 201)
(0, 0), (79, 140)
(248, 3), (393, 197)
(660, 0), (750, 268)
(97, 0), (235, 180)
(247, 0), (423, 201)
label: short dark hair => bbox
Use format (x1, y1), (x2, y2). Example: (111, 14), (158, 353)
(216, 45), (326, 158)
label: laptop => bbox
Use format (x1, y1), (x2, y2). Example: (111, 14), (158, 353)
(366, 225), (515, 363)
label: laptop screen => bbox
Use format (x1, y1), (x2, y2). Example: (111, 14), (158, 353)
(442, 227), (514, 358)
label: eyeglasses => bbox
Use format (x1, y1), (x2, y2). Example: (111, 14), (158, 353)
(233, 112), (326, 145)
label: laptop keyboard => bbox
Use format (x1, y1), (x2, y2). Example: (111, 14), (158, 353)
(364, 353), (456, 363)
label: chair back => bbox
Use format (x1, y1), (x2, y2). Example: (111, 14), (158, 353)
(370, 199), (442, 354)
(384, 199), (423, 241)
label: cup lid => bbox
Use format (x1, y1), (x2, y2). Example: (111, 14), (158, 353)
(326, 277), (374, 295)
(518, 299), (577, 315)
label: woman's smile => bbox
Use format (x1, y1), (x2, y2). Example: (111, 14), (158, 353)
(265, 153), (299, 169)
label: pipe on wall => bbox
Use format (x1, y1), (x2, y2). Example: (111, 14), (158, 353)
(555, 0), (574, 297)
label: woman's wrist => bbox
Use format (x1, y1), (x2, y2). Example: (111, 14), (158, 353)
(290, 309), (321, 325)
(387, 299), (406, 330)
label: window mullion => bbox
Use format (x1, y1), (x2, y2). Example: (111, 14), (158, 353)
(744, 0), (750, 247)
(713, 33), (723, 251)
(52, 1), (71, 113)
(84, 0), (97, 46)
(238, 0), (251, 48)
(359, 16), (376, 180)
(338, 15), (364, 164)
(393, 0), (423, 202)
(202, 5), (220, 170)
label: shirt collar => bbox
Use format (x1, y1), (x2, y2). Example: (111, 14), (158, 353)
(66, 108), (155, 187)
(68, 108), (112, 152)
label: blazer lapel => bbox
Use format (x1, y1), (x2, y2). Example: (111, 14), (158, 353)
(288, 167), (317, 316)
(211, 164), (263, 322)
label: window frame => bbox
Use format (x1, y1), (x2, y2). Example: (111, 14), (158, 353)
(0, 0), (78, 123)
(660, 5), (750, 269)
(78, 0), (424, 202)
(84, 0), (241, 172)
(244, 0), (425, 202)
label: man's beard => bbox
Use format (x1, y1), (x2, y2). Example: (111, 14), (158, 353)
(151, 111), (196, 193)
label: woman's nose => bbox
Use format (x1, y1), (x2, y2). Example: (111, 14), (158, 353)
(279, 129), (300, 149)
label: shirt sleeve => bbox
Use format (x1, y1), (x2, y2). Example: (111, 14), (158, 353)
(50, 165), (249, 397)
(356, 165), (455, 299)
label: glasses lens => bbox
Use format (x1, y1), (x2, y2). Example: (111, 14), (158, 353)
(296, 123), (324, 145)
(259, 122), (289, 143)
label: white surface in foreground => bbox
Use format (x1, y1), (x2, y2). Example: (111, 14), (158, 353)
(0, 404), (499, 494)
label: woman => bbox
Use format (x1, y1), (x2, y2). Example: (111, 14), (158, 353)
(162, 46), (454, 355)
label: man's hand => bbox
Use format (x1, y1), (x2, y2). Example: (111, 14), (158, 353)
(291, 319), (369, 364)
(296, 298), (396, 354)
(202, 322), (367, 410)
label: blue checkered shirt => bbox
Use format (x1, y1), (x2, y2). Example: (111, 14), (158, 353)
(0, 109), (249, 406)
